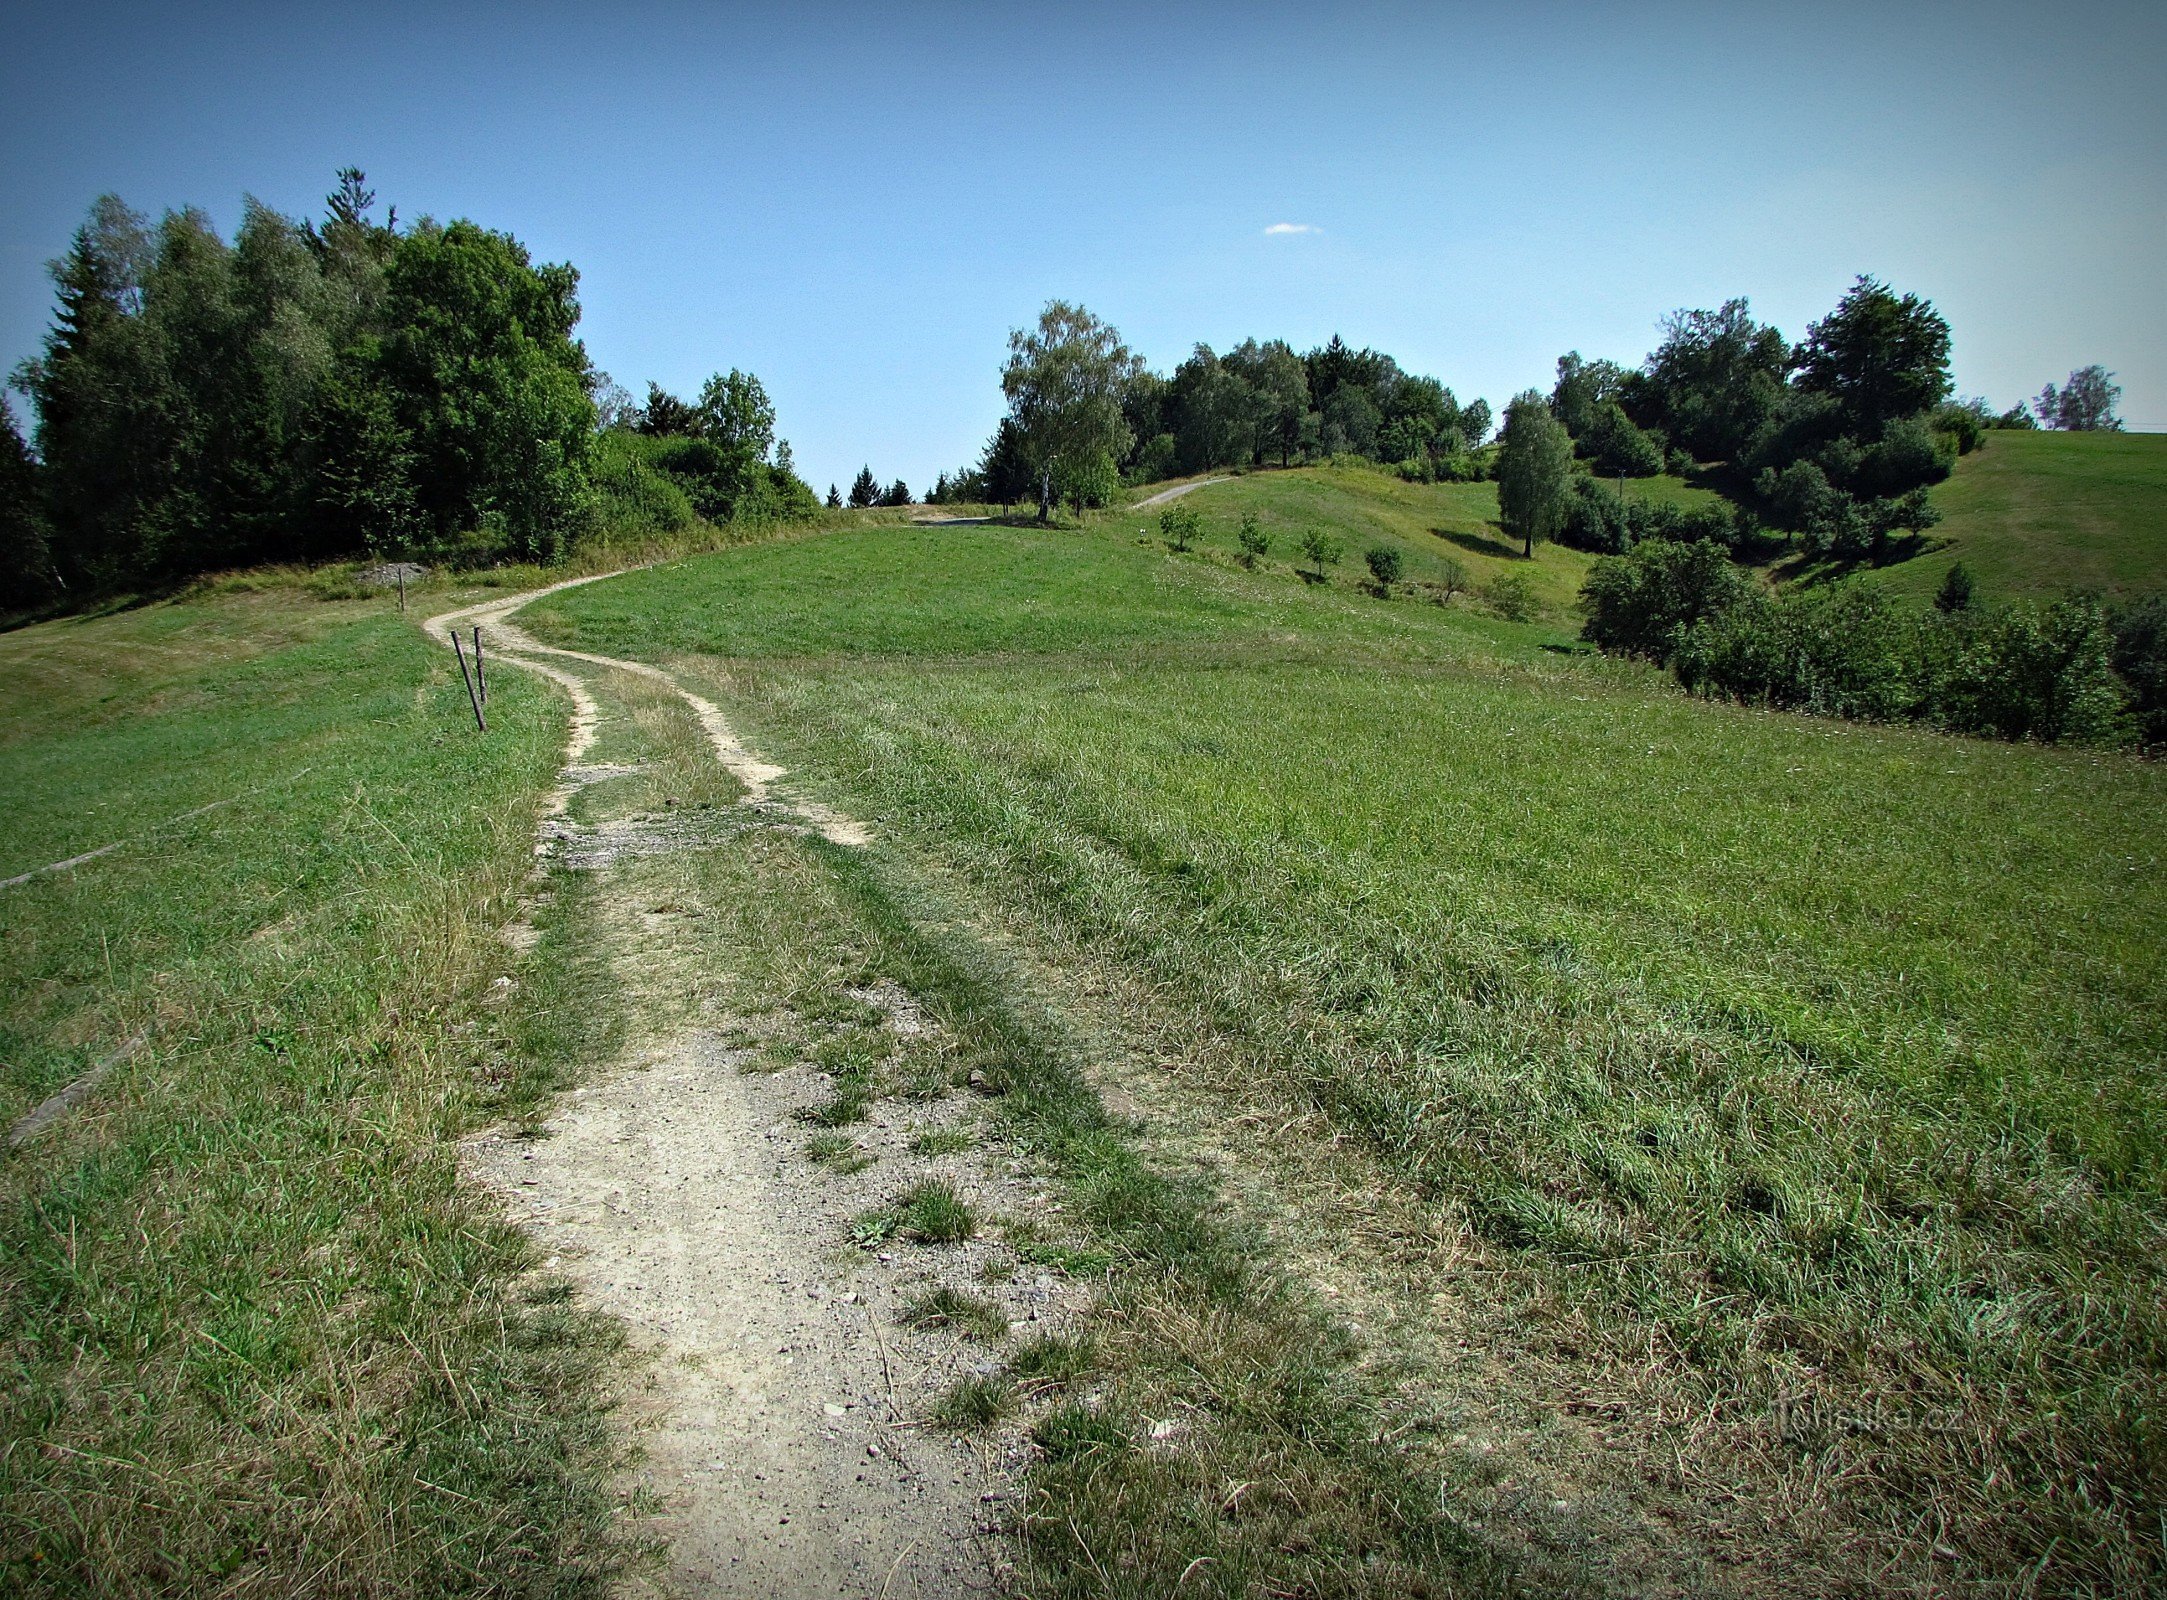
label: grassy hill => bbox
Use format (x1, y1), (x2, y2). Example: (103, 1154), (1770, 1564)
(1115, 465), (1602, 612)
(531, 511), (2167, 1594)
(8, 479), (2163, 1594)
(1823, 429), (2167, 603)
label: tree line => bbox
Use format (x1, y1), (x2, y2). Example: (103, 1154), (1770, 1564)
(927, 303), (1495, 516)
(1, 173), (816, 606)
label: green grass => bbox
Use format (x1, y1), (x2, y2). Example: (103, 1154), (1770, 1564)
(928, 1374), (1013, 1431)
(537, 516), (2167, 1592)
(0, 588), (628, 1593)
(805, 1132), (872, 1173)
(900, 1285), (1007, 1340)
(1836, 429), (2167, 603)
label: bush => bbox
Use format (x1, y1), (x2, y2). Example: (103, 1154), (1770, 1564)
(1434, 555), (1468, 600)
(1586, 403), (1664, 477)
(1484, 571), (1536, 622)
(588, 429), (700, 541)
(1563, 478), (1742, 556)
(1668, 584), (2129, 745)
(1856, 414), (1954, 499)
(1159, 503), (1201, 551)
(1935, 562), (1976, 614)
(1236, 511), (1269, 567)
(1058, 451), (1118, 512)
(1578, 537), (1755, 661)
(1297, 529), (1344, 576)
(2108, 595), (2167, 747)
(1937, 597), (2125, 744)
(1674, 582), (1923, 722)
(1364, 544), (1403, 591)
(1930, 398), (1993, 455)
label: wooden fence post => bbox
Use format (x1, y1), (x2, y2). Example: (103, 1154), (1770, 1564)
(452, 633), (487, 732)
(473, 627), (486, 703)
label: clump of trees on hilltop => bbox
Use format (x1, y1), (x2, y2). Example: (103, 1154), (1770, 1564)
(0, 171), (814, 606)
(1540, 278), (1987, 563)
(926, 305), (1493, 511)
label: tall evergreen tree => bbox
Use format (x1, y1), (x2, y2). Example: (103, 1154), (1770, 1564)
(848, 465), (879, 507)
(0, 400), (53, 606)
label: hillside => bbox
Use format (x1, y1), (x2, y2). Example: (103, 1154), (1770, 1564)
(1108, 464), (1612, 613)
(528, 513), (2167, 1596)
(7, 488), (2164, 1596)
(1851, 429), (2167, 602)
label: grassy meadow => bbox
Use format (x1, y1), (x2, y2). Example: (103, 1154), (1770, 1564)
(0, 583), (630, 1594)
(533, 501), (2167, 1592)
(1823, 428), (2167, 603)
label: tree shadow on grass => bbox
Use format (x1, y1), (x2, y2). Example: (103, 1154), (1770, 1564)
(1433, 527), (1521, 561)
(1772, 531), (1946, 588)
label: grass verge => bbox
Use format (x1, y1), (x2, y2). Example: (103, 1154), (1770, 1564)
(0, 593), (632, 1593)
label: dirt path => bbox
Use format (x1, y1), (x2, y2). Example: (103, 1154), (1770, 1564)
(422, 581), (1041, 1596)
(1131, 476), (1228, 508)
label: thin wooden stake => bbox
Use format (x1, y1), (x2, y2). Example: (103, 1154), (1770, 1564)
(472, 627), (486, 703)
(397, 569), (406, 613)
(452, 633), (487, 732)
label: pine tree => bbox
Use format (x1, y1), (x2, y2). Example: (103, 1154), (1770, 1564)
(826, 483), (842, 509)
(881, 478), (911, 507)
(848, 466), (879, 507)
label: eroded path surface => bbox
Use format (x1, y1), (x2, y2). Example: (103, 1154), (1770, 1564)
(425, 581), (1060, 1597)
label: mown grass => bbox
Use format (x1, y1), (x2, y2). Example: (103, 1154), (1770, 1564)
(1117, 464), (1605, 612)
(0, 589), (632, 1593)
(1870, 429), (2167, 603)
(538, 519), (2167, 1593)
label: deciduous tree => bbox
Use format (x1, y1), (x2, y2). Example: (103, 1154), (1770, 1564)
(1495, 391), (1575, 557)
(2034, 366), (2123, 431)
(1001, 301), (1139, 521)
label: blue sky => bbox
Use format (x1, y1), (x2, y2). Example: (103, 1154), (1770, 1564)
(3, 1), (2161, 494)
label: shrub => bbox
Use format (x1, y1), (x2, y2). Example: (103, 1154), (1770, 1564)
(1484, 571), (1536, 622)
(1578, 537), (1755, 661)
(1669, 586), (2128, 745)
(590, 430), (700, 541)
(1856, 414), (1954, 499)
(1297, 529), (1344, 576)
(1587, 402), (1664, 478)
(1935, 562), (1976, 614)
(2107, 595), (2167, 746)
(1363, 544), (1403, 592)
(1674, 582), (1923, 722)
(1434, 555), (1469, 600)
(1937, 596), (2125, 744)
(1058, 451), (1118, 513)
(1158, 503), (1201, 551)
(1236, 511), (1269, 567)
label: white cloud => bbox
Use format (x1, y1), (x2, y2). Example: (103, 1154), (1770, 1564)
(1263, 222), (1318, 235)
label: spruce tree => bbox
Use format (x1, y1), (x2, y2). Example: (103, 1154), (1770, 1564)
(827, 483), (842, 509)
(848, 466), (879, 507)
